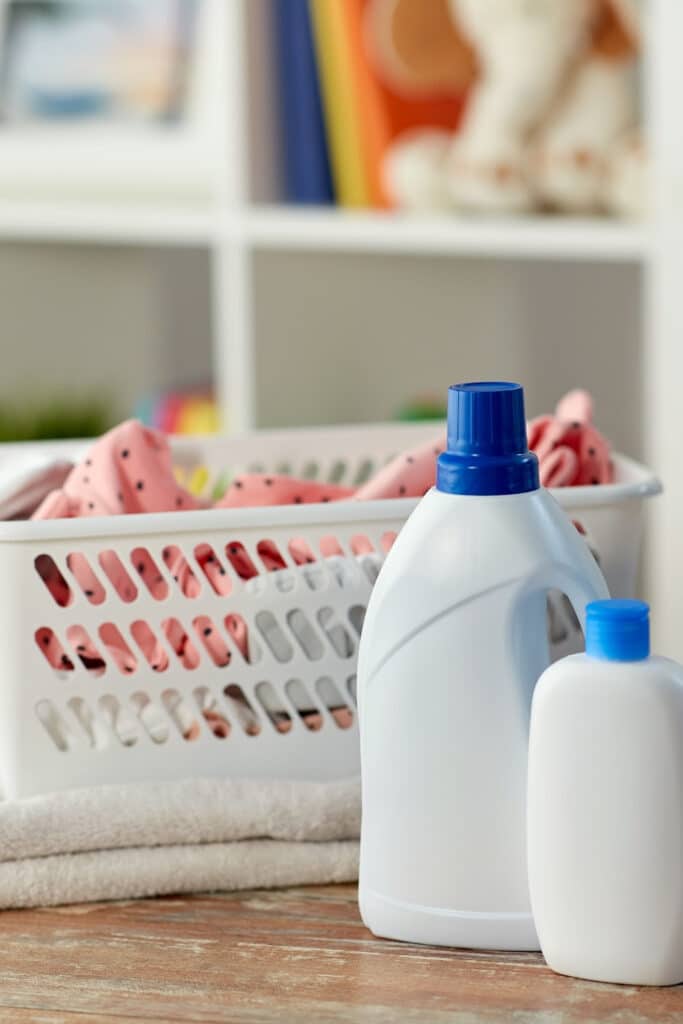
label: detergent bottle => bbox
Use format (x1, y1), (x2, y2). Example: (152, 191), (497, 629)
(357, 381), (608, 951)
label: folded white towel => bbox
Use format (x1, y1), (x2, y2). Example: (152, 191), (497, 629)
(0, 449), (74, 519)
(0, 777), (360, 909)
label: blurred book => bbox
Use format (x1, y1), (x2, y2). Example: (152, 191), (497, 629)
(343, 0), (471, 208)
(307, 0), (470, 209)
(275, 0), (333, 205)
(309, 0), (370, 207)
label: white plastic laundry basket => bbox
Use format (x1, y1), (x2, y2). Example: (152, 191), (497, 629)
(0, 423), (660, 799)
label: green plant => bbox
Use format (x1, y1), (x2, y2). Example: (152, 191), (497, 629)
(0, 399), (111, 442)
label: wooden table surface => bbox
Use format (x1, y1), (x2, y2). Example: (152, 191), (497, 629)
(0, 884), (680, 1023)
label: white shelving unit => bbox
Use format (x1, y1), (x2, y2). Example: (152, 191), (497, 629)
(0, 0), (681, 653)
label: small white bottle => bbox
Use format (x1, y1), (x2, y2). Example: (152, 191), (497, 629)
(528, 600), (683, 986)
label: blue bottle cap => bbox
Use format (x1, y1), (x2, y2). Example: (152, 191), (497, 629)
(585, 600), (650, 661)
(436, 382), (540, 496)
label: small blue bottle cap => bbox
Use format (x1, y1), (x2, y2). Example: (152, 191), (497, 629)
(436, 381), (540, 496)
(585, 600), (650, 661)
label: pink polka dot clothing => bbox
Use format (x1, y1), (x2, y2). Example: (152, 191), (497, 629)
(527, 390), (613, 488)
(34, 421), (203, 520)
(32, 395), (612, 524)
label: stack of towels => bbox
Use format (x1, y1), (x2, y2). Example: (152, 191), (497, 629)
(0, 777), (360, 909)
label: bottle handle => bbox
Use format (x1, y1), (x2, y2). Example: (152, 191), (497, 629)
(515, 563), (608, 709)
(546, 563), (610, 636)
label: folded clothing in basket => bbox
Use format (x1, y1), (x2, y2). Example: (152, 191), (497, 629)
(30, 389), (612, 523)
(0, 776), (360, 909)
(32, 420), (444, 519)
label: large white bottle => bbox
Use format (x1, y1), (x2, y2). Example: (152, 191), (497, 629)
(357, 381), (608, 951)
(528, 600), (683, 986)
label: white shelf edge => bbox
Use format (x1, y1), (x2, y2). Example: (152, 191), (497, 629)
(0, 200), (650, 262)
(0, 200), (218, 246)
(241, 207), (649, 263)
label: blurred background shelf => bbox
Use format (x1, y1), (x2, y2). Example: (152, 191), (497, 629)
(243, 207), (648, 262)
(0, 200), (648, 261)
(0, 200), (217, 246)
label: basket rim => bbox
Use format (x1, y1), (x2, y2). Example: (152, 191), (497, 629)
(0, 496), (418, 543)
(547, 452), (662, 510)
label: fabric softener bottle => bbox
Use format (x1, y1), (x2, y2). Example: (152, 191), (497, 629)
(357, 381), (608, 951)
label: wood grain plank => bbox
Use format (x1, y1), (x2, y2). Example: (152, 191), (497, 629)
(0, 1012), (173, 1024)
(0, 886), (678, 1023)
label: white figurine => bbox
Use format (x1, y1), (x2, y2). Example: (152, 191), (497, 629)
(373, 0), (642, 216)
